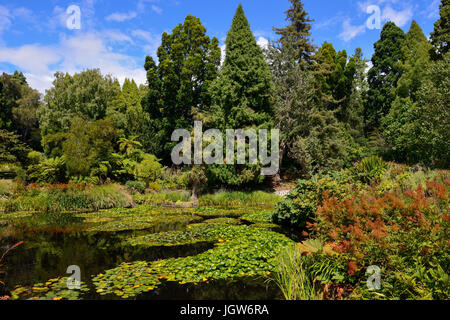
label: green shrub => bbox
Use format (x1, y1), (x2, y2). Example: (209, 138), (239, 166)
(272, 172), (355, 229)
(351, 156), (388, 184)
(125, 181), (146, 194)
(0, 180), (14, 197)
(27, 157), (67, 183)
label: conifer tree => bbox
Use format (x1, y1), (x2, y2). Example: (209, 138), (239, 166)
(274, 0), (315, 64)
(207, 4), (274, 186)
(365, 22), (405, 132)
(430, 0), (449, 60)
(142, 15), (220, 162)
(211, 4), (273, 129)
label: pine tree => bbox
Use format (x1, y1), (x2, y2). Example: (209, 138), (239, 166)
(274, 0), (315, 64)
(211, 4), (273, 129)
(365, 22), (405, 133)
(430, 0), (449, 60)
(207, 4), (274, 186)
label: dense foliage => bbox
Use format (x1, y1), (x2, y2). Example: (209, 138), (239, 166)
(273, 159), (449, 299)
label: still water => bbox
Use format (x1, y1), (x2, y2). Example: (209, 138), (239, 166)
(0, 212), (282, 300)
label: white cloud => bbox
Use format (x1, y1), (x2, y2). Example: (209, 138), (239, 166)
(339, 19), (366, 42)
(151, 5), (163, 15)
(105, 11), (137, 22)
(425, 0), (440, 19)
(0, 33), (147, 93)
(131, 29), (161, 58)
(257, 37), (269, 50)
(103, 30), (134, 44)
(382, 6), (413, 27)
(0, 5), (12, 33)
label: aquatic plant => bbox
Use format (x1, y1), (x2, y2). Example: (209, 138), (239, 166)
(11, 277), (89, 300)
(95, 225), (294, 298)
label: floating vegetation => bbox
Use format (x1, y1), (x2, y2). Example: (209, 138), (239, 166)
(203, 217), (241, 225)
(193, 207), (251, 218)
(240, 209), (274, 224)
(4, 202), (289, 300)
(92, 262), (161, 299)
(250, 223), (281, 230)
(77, 206), (202, 232)
(96, 225), (293, 298)
(11, 277), (89, 300)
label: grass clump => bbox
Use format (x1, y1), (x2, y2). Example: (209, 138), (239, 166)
(199, 191), (282, 207)
(2, 183), (133, 213)
(133, 190), (191, 205)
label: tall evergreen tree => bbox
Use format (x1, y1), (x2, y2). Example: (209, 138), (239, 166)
(396, 20), (432, 102)
(211, 4), (273, 129)
(273, 0), (315, 64)
(314, 42), (356, 121)
(365, 22), (405, 132)
(383, 21), (441, 164)
(143, 15), (221, 162)
(207, 4), (274, 186)
(430, 0), (449, 60)
(345, 48), (368, 139)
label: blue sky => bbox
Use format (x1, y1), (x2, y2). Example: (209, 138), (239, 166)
(0, 0), (442, 93)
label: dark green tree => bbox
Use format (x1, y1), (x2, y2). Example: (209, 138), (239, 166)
(273, 0), (315, 64)
(211, 4), (273, 129)
(365, 22), (405, 132)
(268, 41), (349, 177)
(62, 117), (122, 178)
(204, 4), (275, 187)
(383, 52), (449, 167)
(345, 48), (368, 139)
(314, 42), (356, 119)
(396, 20), (432, 102)
(0, 73), (25, 131)
(430, 0), (449, 60)
(0, 72), (41, 148)
(142, 15), (221, 162)
(0, 129), (31, 165)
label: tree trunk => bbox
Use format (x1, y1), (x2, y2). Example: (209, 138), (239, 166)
(190, 184), (199, 208)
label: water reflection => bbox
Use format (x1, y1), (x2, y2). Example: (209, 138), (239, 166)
(0, 210), (282, 300)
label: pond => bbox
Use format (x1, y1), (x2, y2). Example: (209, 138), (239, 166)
(0, 206), (291, 300)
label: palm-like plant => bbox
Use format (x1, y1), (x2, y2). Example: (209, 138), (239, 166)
(118, 136), (142, 156)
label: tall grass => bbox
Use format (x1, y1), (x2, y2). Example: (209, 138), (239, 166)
(199, 191), (282, 207)
(133, 190), (191, 205)
(273, 245), (322, 300)
(1, 184), (132, 213)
